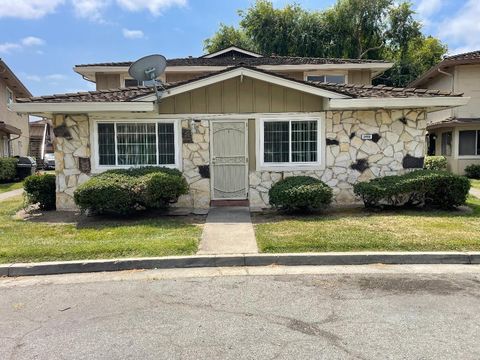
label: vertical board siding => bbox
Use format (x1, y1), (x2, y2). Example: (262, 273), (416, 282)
(157, 77), (323, 114)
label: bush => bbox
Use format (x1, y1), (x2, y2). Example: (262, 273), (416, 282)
(269, 176), (333, 212)
(0, 157), (18, 182)
(24, 173), (56, 210)
(465, 164), (480, 179)
(424, 156), (447, 171)
(353, 170), (470, 209)
(74, 167), (188, 215)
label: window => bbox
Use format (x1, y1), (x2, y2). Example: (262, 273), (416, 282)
(306, 74), (346, 84)
(97, 121), (177, 167)
(6, 87), (14, 105)
(441, 132), (452, 156)
(261, 118), (320, 167)
(124, 79), (142, 87)
(459, 130), (480, 156)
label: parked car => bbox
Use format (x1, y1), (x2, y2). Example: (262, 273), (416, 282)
(43, 153), (55, 170)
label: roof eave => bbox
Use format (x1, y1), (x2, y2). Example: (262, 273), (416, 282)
(329, 96), (470, 111)
(9, 101), (155, 115)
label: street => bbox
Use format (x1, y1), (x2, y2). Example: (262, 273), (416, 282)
(1, 265), (480, 359)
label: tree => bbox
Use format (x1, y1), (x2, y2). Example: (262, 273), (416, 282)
(203, 24), (254, 54)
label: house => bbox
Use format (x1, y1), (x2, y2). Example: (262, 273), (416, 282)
(10, 46), (468, 211)
(29, 118), (55, 165)
(0, 58), (31, 157)
(410, 50), (480, 174)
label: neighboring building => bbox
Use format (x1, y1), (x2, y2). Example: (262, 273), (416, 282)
(0, 58), (31, 157)
(29, 118), (55, 165)
(409, 50), (480, 174)
(12, 47), (468, 211)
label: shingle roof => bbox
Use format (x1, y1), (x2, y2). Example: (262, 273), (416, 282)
(443, 50), (480, 62)
(427, 117), (480, 129)
(17, 66), (463, 104)
(75, 55), (391, 68)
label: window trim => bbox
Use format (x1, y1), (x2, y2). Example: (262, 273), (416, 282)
(91, 118), (182, 173)
(458, 129), (480, 159)
(441, 131), (452, 157)
(257, 116), (325, 171)
(6, 87), (14, 105)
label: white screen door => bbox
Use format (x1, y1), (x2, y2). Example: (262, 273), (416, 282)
(211, 120), (248, 200)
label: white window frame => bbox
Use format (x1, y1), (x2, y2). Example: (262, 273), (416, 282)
(257, 115), (325, 171)
(6, 87), (14, 105)
(304, 71), (348, 84)
(458, 129), (480, 159)
(91, 118), (182, 173)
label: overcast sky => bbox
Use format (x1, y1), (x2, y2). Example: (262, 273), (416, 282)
(0, 0), (478, 96)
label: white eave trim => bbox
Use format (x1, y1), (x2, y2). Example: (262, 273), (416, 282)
(9, 102), (155, 114)
(136, 67), (351, 102)
(202, 46), (263, 58)
(329, 96), (471, 110)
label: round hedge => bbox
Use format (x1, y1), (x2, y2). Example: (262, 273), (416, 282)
(24, 173), (56, 210)
(465, 164), (480, 179)
(74, 167), (188, 215)
(269, 176), (333, 212)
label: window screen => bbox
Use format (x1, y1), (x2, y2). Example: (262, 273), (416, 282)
(116, 123), (157, 165)
(98, 123), (115, 165)
(291, 121), (317, 162)
(157, 123), (175, 165)
(459, 130), (479, 156)
(264, 122), (289, 163)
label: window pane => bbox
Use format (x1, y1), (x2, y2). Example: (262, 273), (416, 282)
(292, 121), (317, 162)
(441, 132), (452, 156)
(116, 123), (157, 165)
(124, 79), (141, 87)
(158, 123), (175, 165)
(264, 121), (289, 163)
(325, 75), (345, 84)
(306, 75), (325, 82)
(459, 130), (477, 156)
(98, 123), (115, 165)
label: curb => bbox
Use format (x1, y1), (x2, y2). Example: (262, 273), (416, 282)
(1, 252), (480, 277)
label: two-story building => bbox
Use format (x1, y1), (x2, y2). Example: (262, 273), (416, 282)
(0, 59), (31, 157)
(410, 50), (480, 174)
(12, 46), (468, 211)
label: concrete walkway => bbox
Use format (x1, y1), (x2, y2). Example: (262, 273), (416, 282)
(198, 207), (258, 255)
(0, 188), (23, 202)
(470, 188), (480, 199)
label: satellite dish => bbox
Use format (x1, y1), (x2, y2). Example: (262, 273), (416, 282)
(128, 54), (167, 113)
(128, 54), (167, 82)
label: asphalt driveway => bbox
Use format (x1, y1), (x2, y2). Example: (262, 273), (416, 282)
(1, 265), (480, 359)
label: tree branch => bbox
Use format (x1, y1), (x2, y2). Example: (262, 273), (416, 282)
(359, 44), (383, 59)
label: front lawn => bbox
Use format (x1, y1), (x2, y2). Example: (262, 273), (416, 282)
(471, 179), (480, 190)
(0, 181), (23, 194)
(0, 196), (202, 264)
(254, 197), (480, 253)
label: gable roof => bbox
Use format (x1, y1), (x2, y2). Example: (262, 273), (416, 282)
(409, 50), (480, 88)
(0, 59), (32, 98)
(201, 46), (263, 59)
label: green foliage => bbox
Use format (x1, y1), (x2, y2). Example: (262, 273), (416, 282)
(269, 176), (333, 212)
(74, 167), (188, 216)
(465, 164), (480, 179)
(24, 173), (56, 210)
(424, 156), (447, 171)
(203, 0), (447, 86)
(0, 157), (18, 182)
(353, 170), (471, 209)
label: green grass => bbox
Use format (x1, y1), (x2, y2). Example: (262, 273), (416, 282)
(0, 196), (202, 264)
(471, 179), (480, 190)
(254, 197), (480, 253)
(0, 181), (23, 194)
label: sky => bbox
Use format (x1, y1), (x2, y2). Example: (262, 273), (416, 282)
(0, 0), (478, 97)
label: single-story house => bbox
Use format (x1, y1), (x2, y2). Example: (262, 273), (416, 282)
(10, 48), (469, 211)
(409, 50), (480, 174)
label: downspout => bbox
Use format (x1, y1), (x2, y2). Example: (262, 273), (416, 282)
(7, 134), (21, 157)
(437, 67), (455, 118)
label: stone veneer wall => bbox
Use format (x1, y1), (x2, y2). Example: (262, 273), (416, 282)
(249, 109), (427, 209)
(54, 114), (91, 210)
(173, 120), (211, 209)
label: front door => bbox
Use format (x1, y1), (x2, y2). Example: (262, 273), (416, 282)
(210, 120), (248, 200)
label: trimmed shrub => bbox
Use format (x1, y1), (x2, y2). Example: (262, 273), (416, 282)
(24, 173), (56, 210)
(424, 156), (447, 171)
(269, 176), (333, 212)
(353, 170), (470, 209)
(0, 157), (18, 182)
(465, 164), (480, 179)
(74, 167), (188, 215)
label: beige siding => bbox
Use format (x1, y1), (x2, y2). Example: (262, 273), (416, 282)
(454, 65), (480, 118)
(348, 70), (371, 85)
(423, 71), (454, 123)
(0, 79), (29, 156)
(158, 77), (323, 114)
(95, 74), (121, 90)
(166, 72), (208, 83)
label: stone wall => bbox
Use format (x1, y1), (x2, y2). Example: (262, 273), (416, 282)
(173, 120), (211, 209)
(53, 114), (91, 210)
(249, 109), (427, 209)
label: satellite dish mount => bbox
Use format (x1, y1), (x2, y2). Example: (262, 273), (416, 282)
(128, 54), (167, 113)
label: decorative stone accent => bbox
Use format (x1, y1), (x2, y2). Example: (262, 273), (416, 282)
(172, 120), (211, 209)
(249, 109), (427, 209)
(53, 114), (91, 211)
